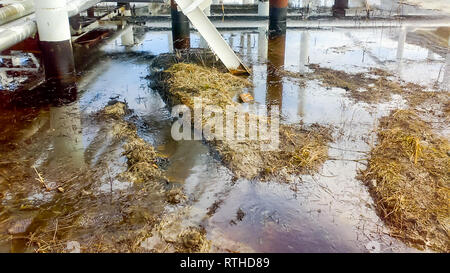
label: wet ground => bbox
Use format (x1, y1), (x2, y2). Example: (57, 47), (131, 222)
(0, 4), (449, 252)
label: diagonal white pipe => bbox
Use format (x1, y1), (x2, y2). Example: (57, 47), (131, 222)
(174, 0), (250, 74)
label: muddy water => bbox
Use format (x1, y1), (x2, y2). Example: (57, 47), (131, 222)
(0, 24), (448, 252)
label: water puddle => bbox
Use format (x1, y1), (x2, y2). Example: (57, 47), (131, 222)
(0, 15), (448, 252)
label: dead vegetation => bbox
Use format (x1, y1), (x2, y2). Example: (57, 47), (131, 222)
(297, 64), (450, 109)
(162, 63), (333, 181)
(360, 109), (449, 252)
(140, 207), (211, 253)
(102, 102), (167, 184)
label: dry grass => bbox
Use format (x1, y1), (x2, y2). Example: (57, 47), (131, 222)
(307, 64), (450, 108)
(360, 109), (449, 252)
(163, 63), (333, 181)
(102, 102), (167, 184)
(165, 63), (252, 109)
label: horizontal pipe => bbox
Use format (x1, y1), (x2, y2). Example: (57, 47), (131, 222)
(136, 16), (450, 29)
(0, 0), (102, 52)
(0, 0), (34, 26)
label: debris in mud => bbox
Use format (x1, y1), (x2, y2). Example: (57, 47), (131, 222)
(230, 208), (246, 225)
(157, 62), (333, 181)
(142, 208), (211, 253)
(239, 93), (254, 103)
(103, 101), (129, 118)
(360, 109), (449, 252)
(166, 187), (187, 204)
(179, 227), (208, 252)
(8, 218), (33, 235)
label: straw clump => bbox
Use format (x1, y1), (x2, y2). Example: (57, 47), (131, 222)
(102, 102), (167, 184)
(360, 109), (449, 252)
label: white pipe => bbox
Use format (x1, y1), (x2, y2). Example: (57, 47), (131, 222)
(174, 0), (249, 73)
(258, 0), (269, 16)
(35, 0), (71, 42)
(0, 0), (34, 26)
(299, 31), (309, 73)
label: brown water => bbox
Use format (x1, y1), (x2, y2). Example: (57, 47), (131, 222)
(0, 17), (448, 252)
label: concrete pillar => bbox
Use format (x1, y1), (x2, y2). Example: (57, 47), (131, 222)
(121, 26), (135, 46)
(35, 0), (76, 87)
(266, 32), (286, 113)
(87, 7), (95, 17)
(171, 0), (190, 50)
(269, 0), (288, 38)
(396, 27), (406, 60)
(333, 0), (348, 17)
(69, 13), (82, 35)
(168, 32), (174, 53)
(258, 0), (270, 16)
(299, 31), (310, 73)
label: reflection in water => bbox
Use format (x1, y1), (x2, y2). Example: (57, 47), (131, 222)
(266, 33), (286, 113)
(258, 26), (268, 60)
(3, 23), (450, 253)
(299, 31), (310, 73)
(396, 27), (407, 78)
(171, 0), (190, 50)
(49, 99), (84, 171)
(444, 38), (450, 91)
(121, 26), (135, 46)
(332, 0), (348, 17)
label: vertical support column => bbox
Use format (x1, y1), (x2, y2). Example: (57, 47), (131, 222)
(171, 0), (190, 50)
(332, 0), (348, 17)
(299, 31), (310, 73)
(35, 0), (76, 88)
(87, 7), (95, 18)
(258, 0), (269, 16)
(69, 13), (82, 35)
(269, 0), (288, 38)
